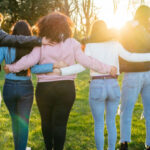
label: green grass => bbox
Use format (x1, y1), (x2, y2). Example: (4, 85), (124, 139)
(0, 69), (146, 150)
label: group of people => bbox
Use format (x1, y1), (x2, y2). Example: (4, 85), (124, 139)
(0, 4), (150, 150)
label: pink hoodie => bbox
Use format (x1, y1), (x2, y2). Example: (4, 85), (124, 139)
(7, 38), (111, 82)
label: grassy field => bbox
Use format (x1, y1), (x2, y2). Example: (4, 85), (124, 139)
(0, 69), (146, 150)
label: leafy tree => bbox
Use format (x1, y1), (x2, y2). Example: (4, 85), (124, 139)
(0, 0), (98, 38)
(0, 0), (55, 31)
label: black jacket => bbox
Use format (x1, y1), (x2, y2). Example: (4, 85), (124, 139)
(0, 29), (42, 71)
(0, 29), (41, 47)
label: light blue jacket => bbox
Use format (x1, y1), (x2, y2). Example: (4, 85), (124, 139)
(0, 47), (53, 80)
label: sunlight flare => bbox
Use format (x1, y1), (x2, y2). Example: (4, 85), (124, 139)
(94, 0), (133, 29)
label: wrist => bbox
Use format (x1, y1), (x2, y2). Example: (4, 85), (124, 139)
(107, 66), (112, 74)
(53, 63), (58, 69)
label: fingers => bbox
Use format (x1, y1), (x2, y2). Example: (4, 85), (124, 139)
(3, 65), (10, 74)
(110, 66), (117, 77)
(42, 37), (57, 46)
(54, 61), (68, 68)
(53, 69), (61, 75)
(48, 42), (57, 46)
(46, 69), (61, 76)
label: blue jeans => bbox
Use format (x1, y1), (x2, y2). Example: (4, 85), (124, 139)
(89, 79), (120, 150)
(120, 71), (150, 146)
(3, 79), (33, 150)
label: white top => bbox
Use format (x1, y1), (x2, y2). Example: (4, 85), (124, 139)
(61, 41), (150, 76)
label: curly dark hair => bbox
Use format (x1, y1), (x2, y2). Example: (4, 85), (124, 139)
(36, 12), (74, 43)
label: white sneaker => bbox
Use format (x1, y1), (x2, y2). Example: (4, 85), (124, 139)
(140, 111), (144, 120)
(117, 104), (121, 115)
(26, 147), (31, 150)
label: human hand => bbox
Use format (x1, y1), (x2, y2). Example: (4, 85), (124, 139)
(42, 37), (57, 46)
(110, 66), (117, 77)
(46, 69), (61, 76)
(53, 68), (61, 75)
(53, 61), (68, 68)
(3, 65), (10, 74)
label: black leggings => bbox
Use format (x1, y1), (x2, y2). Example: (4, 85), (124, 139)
(36, 80), (75, 150)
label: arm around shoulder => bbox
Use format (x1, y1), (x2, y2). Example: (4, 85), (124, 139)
(118, 42), (150, 62)
(61, 64), (86, 76)
(0, 29), (41, 47)
(72, 39), (111, 74)
(7, 47), (41, 73)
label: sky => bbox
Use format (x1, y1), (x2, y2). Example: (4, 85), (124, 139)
(94, 0), (150, 29)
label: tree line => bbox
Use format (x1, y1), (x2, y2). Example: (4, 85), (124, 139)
(0, 0), (147, 38)
(0, 0), (98, 39)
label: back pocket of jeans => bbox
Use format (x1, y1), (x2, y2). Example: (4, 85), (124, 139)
(89, 86), (105, 101)
(109, 84), (120, 101)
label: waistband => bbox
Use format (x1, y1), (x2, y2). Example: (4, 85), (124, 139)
(37, 80), (74, 85)
(5, 79), (32, 85)
(91, 75), (118, 80)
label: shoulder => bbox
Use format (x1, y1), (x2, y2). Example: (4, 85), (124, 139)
(104, 41), (123, 51)
(65, 38), (81, 47)
(32, 46), (41, 52)
(121, 20), (143, 34)
(110, 41), (122, 46)
(108, 40), (120, 45)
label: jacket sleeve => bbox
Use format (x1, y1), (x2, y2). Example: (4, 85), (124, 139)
(119, 22), (150, 72)
(118, 42), (150, 62)
(0, 29), (41, 47)
(7, 47), (41, 72)
(119, 57), (150, 73)
(31, 64), (53, 74)
(60, 64), (86, 76)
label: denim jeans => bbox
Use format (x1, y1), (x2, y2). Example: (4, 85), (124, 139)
(120, 71), (150, 146)
(89, 79), (120, 150)
(3, 79), (33, 150)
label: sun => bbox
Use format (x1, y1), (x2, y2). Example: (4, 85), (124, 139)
(94, 0), (133, 29)
(105, 9), (133, 29)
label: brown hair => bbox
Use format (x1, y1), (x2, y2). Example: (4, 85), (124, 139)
(36, 12), (74, 43)
(10, 20), (32, 76)
(88, 20), (116, 43)
(11, 20), (32, 36)
(0, 13), (3, 24)
(134, 5), (150, 29)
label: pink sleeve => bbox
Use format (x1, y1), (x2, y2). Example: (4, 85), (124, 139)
(7, 47), (41, 73)
(72, 39), (112, 74)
